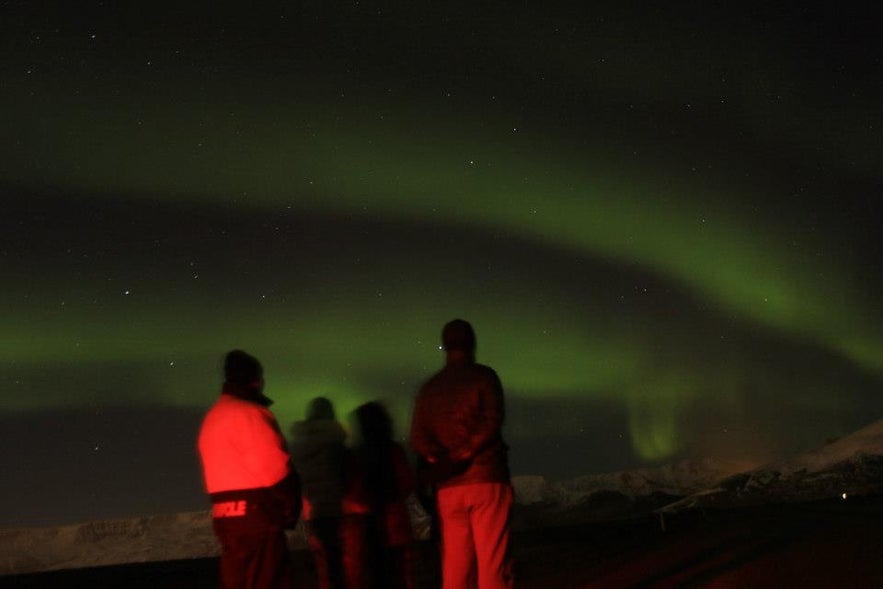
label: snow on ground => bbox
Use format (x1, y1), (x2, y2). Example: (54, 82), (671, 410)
(0, 511), (227, 575)
(512, 458), (743, 507)
(0, 496), (434, 576)
(4, 419), (882, 577)
(659, 417), (883, 513)
(774, 417), (883, 474)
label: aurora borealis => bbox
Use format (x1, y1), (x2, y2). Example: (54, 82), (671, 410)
(2, 1), (882, 526)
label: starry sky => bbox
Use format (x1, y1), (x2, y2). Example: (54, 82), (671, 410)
(2, 1), (882, 526)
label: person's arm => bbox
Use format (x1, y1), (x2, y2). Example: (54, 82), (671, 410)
(241, 407), (293, 487)
(409, 395), (444, 462)
(451, 370), (504, 462)
(272, 465), (302, 528)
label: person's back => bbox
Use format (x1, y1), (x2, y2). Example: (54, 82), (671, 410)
(414, 360), (509, 487)
(197, 350), (300, 589)
(289, 398), (348, 520)
(200, 394), (293, 497)
(288, 397), (348, 589)
(410, 320), (514, 589)
(354, 401), (415, 589)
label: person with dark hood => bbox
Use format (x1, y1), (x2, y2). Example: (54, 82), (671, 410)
(289, 397), (349, 589)
(410, 320), (514, 589)
(352, 401), (416, 589)
(198, 350), (301, 589)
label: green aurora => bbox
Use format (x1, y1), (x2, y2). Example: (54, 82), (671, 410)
(3, 78), (881, 461)
(2, 3), (881, 480)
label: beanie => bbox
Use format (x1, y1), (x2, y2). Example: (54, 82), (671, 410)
(224, 350), (263, 386)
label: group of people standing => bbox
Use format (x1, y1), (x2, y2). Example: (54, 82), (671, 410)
(290, 396), (415, 589)
(197, 319), (514, 589)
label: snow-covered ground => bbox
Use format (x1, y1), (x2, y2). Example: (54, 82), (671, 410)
(766, 417), (883, 475)
(3, 418), (882, 577)
(0, 511), (223, 576)
(659, 417), (883, 513)
(512, 458), (745, 507)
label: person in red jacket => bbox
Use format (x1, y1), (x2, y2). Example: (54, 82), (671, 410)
(410, 320), (514, 589)
(198, 350), (301, 589)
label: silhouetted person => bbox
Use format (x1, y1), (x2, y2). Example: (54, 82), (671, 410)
(289, 397), (348, 589)
(410, 320), (514, 589)
(352, 401), (416, 589)
(198, 350), (301, 589)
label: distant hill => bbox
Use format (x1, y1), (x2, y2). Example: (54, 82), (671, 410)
(659, 417), (883, 514)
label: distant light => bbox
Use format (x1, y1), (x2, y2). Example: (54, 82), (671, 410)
(841, 492), (848, 500)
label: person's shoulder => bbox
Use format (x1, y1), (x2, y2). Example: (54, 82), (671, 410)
(223, 393), (265, 411)
(206, 393), (245, 414)
(217, 394), (279, 425)
(468, 363), (503, 391)
(291, 419), (345, 442)
(289, 419), (309, 438)
(471, 362), (500, 378)
(201, 394), (253, 428)
(418, 367), (446, 390)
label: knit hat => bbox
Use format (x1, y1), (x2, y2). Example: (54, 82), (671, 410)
(223, 350), (263, 386)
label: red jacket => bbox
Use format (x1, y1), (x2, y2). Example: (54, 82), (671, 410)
(410, 359), (510, 488)
(199, 394), (291, 493)
(198, 393), (299, 526)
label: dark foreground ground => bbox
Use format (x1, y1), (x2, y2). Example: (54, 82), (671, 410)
(4, 495), (883, 588)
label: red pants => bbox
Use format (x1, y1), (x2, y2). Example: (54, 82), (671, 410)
(340, 514), (370, 589)
(436, 482), (514, 589)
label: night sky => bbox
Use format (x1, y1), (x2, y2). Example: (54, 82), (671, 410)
(2, 1), (882, 527)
